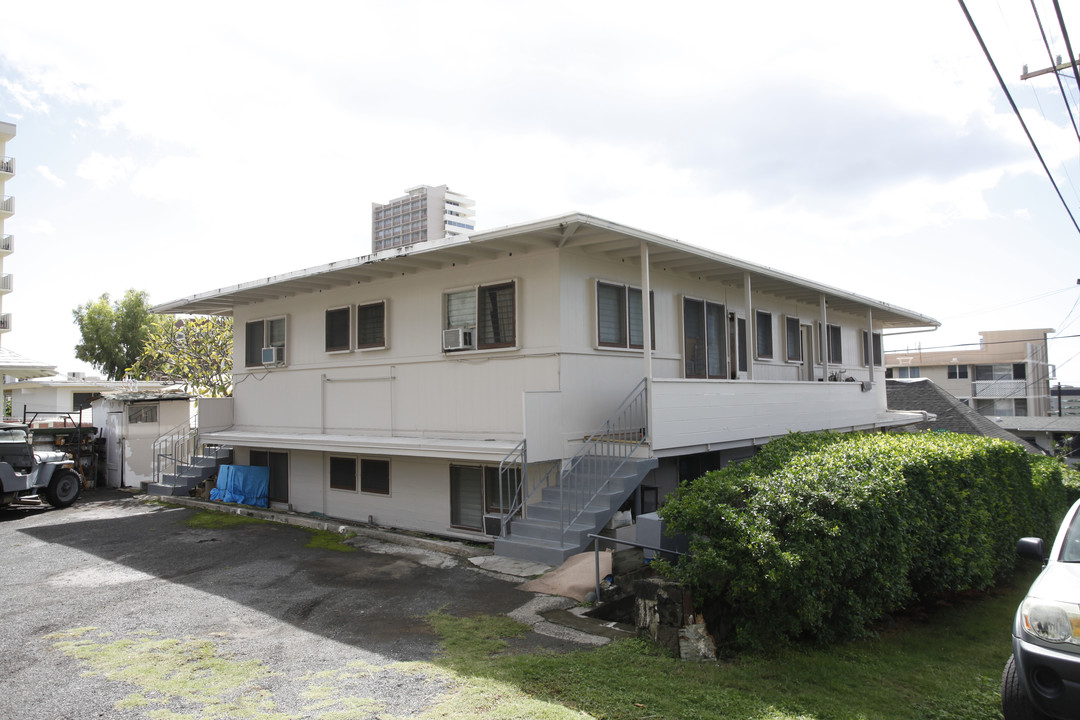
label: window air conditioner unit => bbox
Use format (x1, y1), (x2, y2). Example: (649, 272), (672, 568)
(262, 346), (285, 366)
(442, 327), (474, 351)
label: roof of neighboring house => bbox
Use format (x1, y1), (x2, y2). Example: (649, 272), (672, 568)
(152, 213), (940, 329)
(886, 378), (1042, 453)
(0, 348), (57, 380)
(992, 416), (1080, 434)
(95, 390), (193, 403)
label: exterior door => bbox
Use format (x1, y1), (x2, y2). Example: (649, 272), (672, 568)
(251, 450), (289, 504)
(105, 411), (123, 487)
(801, 325), (815, 381)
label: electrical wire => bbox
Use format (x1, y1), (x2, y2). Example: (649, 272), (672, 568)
(958, 0), (1080, 236)
(942, 284), (1077, 321)
(1032, 0), (1080, 141)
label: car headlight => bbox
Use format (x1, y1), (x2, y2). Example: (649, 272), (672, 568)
(1022, 598), (1080, 644)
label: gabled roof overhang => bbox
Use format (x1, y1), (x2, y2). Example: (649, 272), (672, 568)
(153, 213), (939, 330)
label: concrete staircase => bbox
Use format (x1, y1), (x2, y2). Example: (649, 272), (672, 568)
(145, 445), (232, 497)
(495, 455), (658, 566)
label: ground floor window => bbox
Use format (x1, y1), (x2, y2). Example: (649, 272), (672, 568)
(251, 449), (289, 503)
(449, 464), (521, 531)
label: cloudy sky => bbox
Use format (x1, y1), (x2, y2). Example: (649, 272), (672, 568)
(3, 1), (1080, 383)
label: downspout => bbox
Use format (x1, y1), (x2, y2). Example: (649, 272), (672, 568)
(640, 241), (654, 447)
(743, 273), (753, 380)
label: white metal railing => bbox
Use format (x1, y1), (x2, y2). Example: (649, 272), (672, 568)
(0, 234), (12, 252)
(497, 378), (649, 546)
(152, 416), (198, 484)
(0, 314), (11, 332)
(0, 196), (12, 214)
(973, 379), (1026, 398)
(0, 274), (12, 293)
(0, 156), (12, 174)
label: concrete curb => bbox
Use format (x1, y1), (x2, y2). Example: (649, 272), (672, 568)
(134, 493), (490, 559)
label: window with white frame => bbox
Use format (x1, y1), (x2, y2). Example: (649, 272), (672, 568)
(128, 404), (158, 423)
(861, 330), (883, 367)
(445, 281), (516, 350)
(827, 323), (843, 364)
(361, 458), (390, 494)
(357, 301), (386, 350)
(683, 297), (727, 378)
(325, 307), (351, 353)
(785, 316), (802, 363)
(329, 456), (356, 491)
(598, 281), (654, 349)
(755, 310), (773, 360)
(947, 364), (969, 379)
(245, 316), (287, 367)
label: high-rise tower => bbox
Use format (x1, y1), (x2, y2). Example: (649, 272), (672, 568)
(371, 185), (474, 252)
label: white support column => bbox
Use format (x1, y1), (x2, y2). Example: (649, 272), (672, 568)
(866, 309), (875, 386)
(641, 240), (654, 444)
(743, 273), (753, 380)
(820, 294), (829, 380)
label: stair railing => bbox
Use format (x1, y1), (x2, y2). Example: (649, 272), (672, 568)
(558, 378), (648, 544)
(496, 378), (649, 544)
(152, 416), (199, 484)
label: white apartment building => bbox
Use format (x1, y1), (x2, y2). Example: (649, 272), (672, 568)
(0, 122), (14, 344)
(885, 328), (1053, 418)
(155, 212), (938, 564)
(371, 185), (475, 252)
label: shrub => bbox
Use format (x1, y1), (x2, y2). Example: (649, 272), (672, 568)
(658, 431), (1068, 651)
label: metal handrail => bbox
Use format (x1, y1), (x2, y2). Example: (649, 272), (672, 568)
(558, 378), (648, 543)
(497, 440), (561, 537)
(152, 416), (198, 484)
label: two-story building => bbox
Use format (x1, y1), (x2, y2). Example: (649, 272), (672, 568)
(154, 213), (938, 564)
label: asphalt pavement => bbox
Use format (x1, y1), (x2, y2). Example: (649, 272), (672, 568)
(0, 488), (603, 719)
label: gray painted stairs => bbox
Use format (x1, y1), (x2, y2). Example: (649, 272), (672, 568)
(494, 456), (658, 566)
(145, 446), (233, 496)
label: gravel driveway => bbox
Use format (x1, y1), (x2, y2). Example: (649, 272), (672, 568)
(0, 489), (593, 719)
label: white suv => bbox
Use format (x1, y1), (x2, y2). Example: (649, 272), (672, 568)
(1003, 497), (1080, 719)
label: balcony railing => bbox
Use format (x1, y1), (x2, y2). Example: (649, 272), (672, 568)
(972, 379), (1026, 398)
(0, 234), (11, 254)
(0, 196), (12, 215)
(0, 274), (12, 294)
(0, 313), (11, 332)
(0, 156), (13, 175)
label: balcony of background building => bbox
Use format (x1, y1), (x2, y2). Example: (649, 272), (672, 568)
(0, 234), (12, 256)
(0, 313), (11, 333)
(0, 156), (13, 176)
(972, 379), (1026, 398)
(0, 274), (12, 294)
(0, 196), (12, 218)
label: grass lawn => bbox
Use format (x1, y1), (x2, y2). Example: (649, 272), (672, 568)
(425, 566), (1038, 720)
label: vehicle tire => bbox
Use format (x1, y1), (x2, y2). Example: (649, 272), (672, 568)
(1002, 654), (1048, 720)
(45, 469), (80, 509)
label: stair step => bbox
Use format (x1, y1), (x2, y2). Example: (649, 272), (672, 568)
(508, 517), (592, 545)
(494, 535), (579, 566)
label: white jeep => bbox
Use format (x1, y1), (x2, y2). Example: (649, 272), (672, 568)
(0, 424), (81, 509)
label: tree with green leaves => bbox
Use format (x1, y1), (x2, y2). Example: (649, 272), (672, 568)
(128, 315), (233, 397)
(72, 289), (159, 380)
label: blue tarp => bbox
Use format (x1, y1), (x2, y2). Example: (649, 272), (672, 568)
(210, 464), (270, 508)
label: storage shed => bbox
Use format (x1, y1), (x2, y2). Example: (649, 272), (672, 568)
(91, 391), (193, 488)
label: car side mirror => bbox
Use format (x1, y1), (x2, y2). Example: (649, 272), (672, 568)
(1017, 537), (1047, 564)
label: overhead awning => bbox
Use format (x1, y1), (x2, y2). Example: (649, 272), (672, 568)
(0, 348), (57, 380)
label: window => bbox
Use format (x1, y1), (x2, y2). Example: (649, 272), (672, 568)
(890, 366), (920, 379)
(450, 464), (520, 531)
(683, 297), (727, 378)
(947, 365), (969, 380)
(329, 456), (356, 491)
(245, 316), (286, 367)
(861, 331), (883, 367)
(251, 449), (289, 503)
(755, 310), (773, 360)
(445, 281), (516, 350)
(785, 316), (802, 363)
(975, 398), (1027, 417)
(361, 458), (390, 495)
(736, 317), (748, 372)
(974, 364), (1024, 381)
(128, 404), (158, 423)
(597, 281), (655, 350)
(357, 301), (386, 349)
(827, 324), (843, 364)
(72, 392), (100, 412)
(325, 307), (351, 353)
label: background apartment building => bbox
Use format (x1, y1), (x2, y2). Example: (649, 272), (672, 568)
(885, 328), (1052, 418)
(0, 122), (14, 346)
(371, 185), (474, 252)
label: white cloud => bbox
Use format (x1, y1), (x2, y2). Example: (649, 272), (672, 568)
(36, 165), (65, 188)
(76, 152), (135, 190)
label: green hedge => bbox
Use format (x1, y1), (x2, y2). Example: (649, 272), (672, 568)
(658, 431), (1069, 650)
